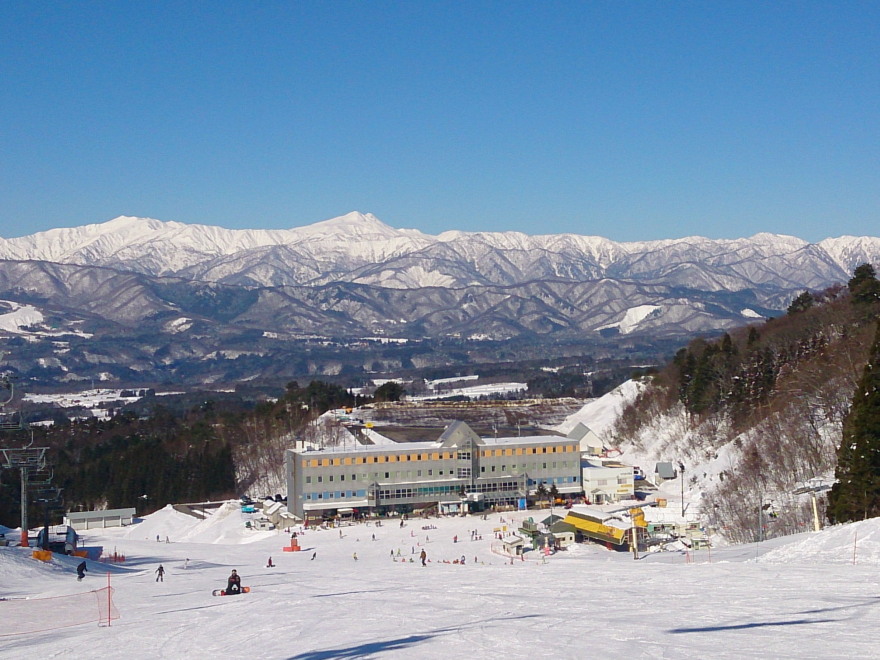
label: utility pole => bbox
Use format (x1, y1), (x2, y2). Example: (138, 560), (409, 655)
(678, 461), (685, 518)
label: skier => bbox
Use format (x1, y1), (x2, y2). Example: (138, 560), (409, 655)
(266, 557), (274, 568)
(311, 552), (316, 560)
(352, 552), (358, 561)
(76, 560), (87, 581)
(226, 569), (242, 595)
(155, 564), (165, 582)
(420, 549), (427, 567)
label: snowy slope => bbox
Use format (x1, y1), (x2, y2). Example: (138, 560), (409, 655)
(2, 503), (880, 658)
(554, 379), (645, 437)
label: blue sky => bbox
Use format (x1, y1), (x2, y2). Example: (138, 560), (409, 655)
(1, 2), (877, 241)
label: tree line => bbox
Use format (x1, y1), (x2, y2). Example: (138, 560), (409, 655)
(0, 379), (404, 527)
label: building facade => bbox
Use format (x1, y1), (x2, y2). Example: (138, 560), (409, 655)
(286, 421), (582, 521)
(581, 459), (635, 504)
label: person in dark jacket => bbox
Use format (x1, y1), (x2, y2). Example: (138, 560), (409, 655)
(226, 569), (242, 594)
(76, 561), (87, 581)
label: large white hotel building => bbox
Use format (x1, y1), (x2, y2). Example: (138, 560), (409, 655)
(285, 421), (582, 521)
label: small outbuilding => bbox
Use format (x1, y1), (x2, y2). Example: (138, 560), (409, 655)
(654, 462), (678, 482)
(64, 508), (137, 530)
(501, 534), (525, 556)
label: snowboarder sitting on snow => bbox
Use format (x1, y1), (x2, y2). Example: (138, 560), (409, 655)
(76, 560), (87, 581)
(226, 569), (242, 594)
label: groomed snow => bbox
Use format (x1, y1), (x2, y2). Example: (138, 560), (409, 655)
(3, 503), (879, 658)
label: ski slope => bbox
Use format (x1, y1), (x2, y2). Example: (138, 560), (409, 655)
(2, 505), (879, 658)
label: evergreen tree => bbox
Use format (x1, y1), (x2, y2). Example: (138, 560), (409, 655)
(848, 263), (880, 306)
(374, 381), (406, 402)
(746, 327), (759, 347)
(787, 291), (815, 315)
(828, 321), (880, 523)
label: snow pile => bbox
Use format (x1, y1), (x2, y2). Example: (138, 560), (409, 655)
(761, 517), (880, 565)
(121, 503), (277, 546)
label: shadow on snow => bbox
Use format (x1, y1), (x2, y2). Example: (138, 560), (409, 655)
(286, 614), (542, 660)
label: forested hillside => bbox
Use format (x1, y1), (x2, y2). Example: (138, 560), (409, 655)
(0, 381), (370, 527)
(611, 265), (880, 542)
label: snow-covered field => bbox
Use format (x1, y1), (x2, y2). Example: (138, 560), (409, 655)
(3, 503), (880, 658)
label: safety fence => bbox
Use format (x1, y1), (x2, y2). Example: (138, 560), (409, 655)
(0, 585), (119, 636)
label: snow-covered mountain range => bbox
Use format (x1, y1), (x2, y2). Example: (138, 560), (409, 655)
(3, 212), (878, 292)
(0, 212), (877, 386)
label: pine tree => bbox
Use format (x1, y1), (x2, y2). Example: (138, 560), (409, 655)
(787, 291), (815, 315)
(827, 320), (880, 523)
(848, 263), (880, 306)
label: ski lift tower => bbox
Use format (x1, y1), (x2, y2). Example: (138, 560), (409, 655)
(0, 375), (48, 547)
(1, 445), (47, 548)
